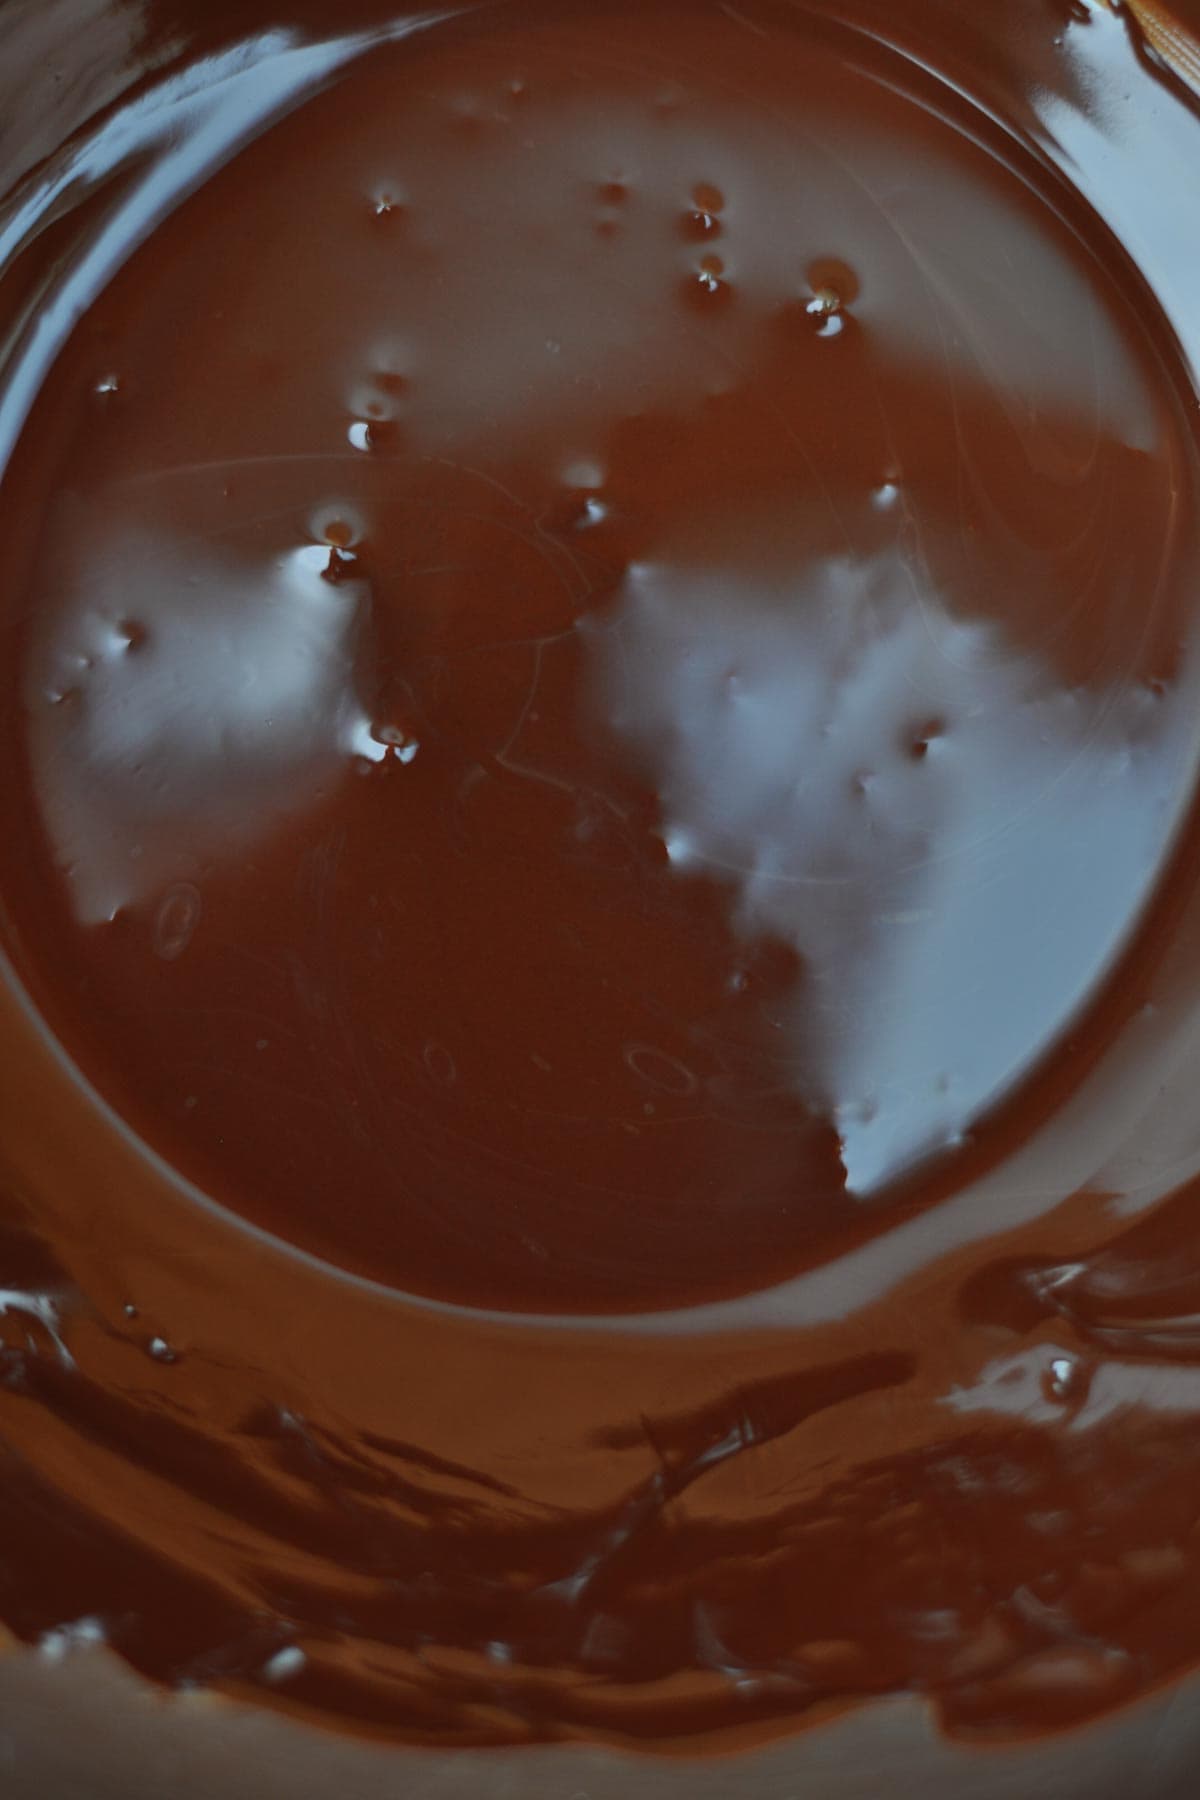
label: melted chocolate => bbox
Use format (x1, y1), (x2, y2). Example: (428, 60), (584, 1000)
(1, 0), (1200, 1759)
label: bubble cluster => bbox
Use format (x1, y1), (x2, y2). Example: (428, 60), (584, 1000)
(370, 722), (420, 765)
(804, 257), (859, 337)
(806, 289), (843, 335)
(1041, 1355), (1091, 1409)
(347, 367), (406, 452)
(697, 252), (726, 294)
(681, 180), (725, 243)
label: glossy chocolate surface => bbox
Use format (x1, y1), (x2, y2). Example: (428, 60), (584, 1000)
(2, 0), (1200, 1759)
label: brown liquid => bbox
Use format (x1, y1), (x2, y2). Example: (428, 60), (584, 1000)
(2, 0), (1200, 1758)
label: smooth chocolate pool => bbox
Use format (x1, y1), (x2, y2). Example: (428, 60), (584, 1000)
(1, 0), (1200, 1764)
